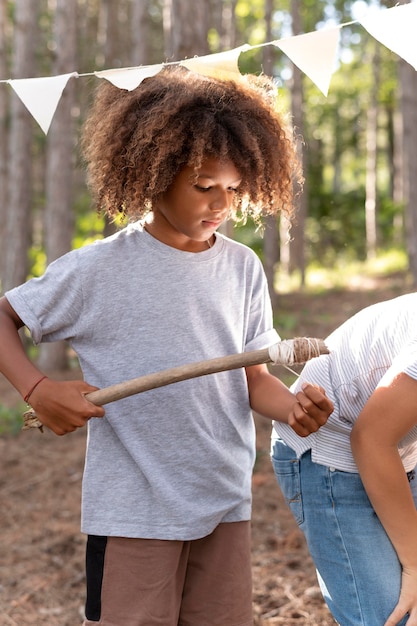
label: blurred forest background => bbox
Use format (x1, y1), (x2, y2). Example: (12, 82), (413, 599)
(1, 0), (417, 371)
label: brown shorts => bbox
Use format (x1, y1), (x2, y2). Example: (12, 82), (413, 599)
(82, 521), (253, 626)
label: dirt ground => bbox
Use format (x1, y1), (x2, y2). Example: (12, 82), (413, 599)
(0, 273), (412, 626)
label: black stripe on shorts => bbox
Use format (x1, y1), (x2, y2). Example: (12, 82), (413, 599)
(85, 535), (108, 622)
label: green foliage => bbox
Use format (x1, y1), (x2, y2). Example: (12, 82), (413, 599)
(234, 0), (405, 267)
(26, 192), (106, 279)
(305, 185), (405, 265)
(73, 193), (105, 249)
(236, 0), (270, 32)
(233, 219), (264, 258)
(0, 403), (25, 436)
(306, 190), (367, 263)
(28, 245), (47, 278)
(273, 310), (300, 335)
(3, 0), (408, 282)
(299, 17), (402, 263)
(276, 248), (408, 294)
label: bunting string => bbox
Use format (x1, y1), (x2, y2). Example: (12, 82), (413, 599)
(1, 2), (416, 135)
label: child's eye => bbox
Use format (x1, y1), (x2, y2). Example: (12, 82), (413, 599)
(194, 184), (239, 193)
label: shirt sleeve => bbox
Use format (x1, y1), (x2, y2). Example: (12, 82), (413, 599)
(5, 249), (84, 345)
(243, 254), (280, 352)
(379, 339), (417, 384)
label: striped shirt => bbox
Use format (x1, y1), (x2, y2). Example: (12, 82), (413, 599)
(272, 293), (417, 472)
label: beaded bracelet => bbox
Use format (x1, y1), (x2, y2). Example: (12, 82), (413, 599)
(24, 375), (48, 404)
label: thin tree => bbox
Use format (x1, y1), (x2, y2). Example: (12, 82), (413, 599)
(0, 0), (8, 286)
(262, 0), (279, 309)
(3, 0), (40, 294)
(396, 0), (417, 285)
(392, 88), (404, 247)
(400, 59), (417, 286)
(214, 0), (238, 241)
(98, 0), (126, 239)
(163, 0), (210, 61)
(280, 0), (307, 286)
(131, 0), (150, 65)
(100, 0), (119, 67)
(38, 0), (77, 370)
(218, 0), (238, 52)
(364, 39), (380, 260)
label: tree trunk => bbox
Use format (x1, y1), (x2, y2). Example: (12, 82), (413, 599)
(3, 0), (39, 294)
(38, 0), (77, 370)
(101, 0), (119, 66)
(262, 0), (279, 309)
(131, 0), (150, 65)
(164, 0), (210, 61)
(213, 0), (238, 241)
(396, 0), (417, 283)
(99, 0), (125, 239)
(219, 0), (238, 51)
(0, 0), (8, 287)
(365, 41), (379, 260)
(281, 0), (307, 286)
(400, 59), (417, 286)
(392, 105), (404, 247)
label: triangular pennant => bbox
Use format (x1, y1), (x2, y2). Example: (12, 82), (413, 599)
(359, 3), (417, 71)
(180, 45), (250, 79)
(95, 64), (164, 91)
(8, 72), (78, 134)
(273, 27), (341, 96)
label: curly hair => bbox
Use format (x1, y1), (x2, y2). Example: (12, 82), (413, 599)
(81, 66), (302, 224)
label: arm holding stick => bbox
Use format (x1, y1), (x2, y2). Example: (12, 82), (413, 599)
(245, 338), (333, 437)
(22, 337), (331, 434)
(0, 297), (105, 435)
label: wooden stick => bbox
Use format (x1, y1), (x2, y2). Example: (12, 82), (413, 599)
(23, 337), (329, 431)
(88, 347), (270, 405)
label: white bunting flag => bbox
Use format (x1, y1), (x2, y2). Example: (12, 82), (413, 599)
(8, 72), (78, 134)
(359, 2), (417, 71)
(273, 27), (341, 96)
(2, 2), (416, 120)
(180, 45), (250, 79)
(95, 64), (164, 91)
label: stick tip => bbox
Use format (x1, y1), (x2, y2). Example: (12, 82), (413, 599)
(269, 337), (329, 365)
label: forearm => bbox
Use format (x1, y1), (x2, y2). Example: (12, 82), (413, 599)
(351, 431), (417, 570)
(0, 296), (105, 435)
(0, 301), (45, 399)
(246, 364), (332, 437)
(351, 375), (417, 573)
(247, 369), (296, 421)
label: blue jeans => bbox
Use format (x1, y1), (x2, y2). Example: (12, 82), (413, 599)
(271, 439), (417, 626)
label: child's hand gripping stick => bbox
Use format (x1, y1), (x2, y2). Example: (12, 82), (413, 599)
(23, 337), (329, 431)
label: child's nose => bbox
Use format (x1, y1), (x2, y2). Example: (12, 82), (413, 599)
(210, 189), (230, 212)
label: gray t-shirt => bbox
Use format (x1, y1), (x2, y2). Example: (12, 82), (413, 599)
(7, 224), (278, 539)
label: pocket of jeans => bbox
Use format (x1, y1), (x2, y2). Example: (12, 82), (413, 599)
(271, 455), (304, 525)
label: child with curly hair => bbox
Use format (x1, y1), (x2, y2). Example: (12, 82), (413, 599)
(0, 66), (332, 626)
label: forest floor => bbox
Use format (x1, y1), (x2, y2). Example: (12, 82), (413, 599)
(0, 270), (412, 626)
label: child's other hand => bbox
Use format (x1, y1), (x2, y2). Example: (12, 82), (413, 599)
(288, 382), (333, 437)
(27, 378), (105, 436)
